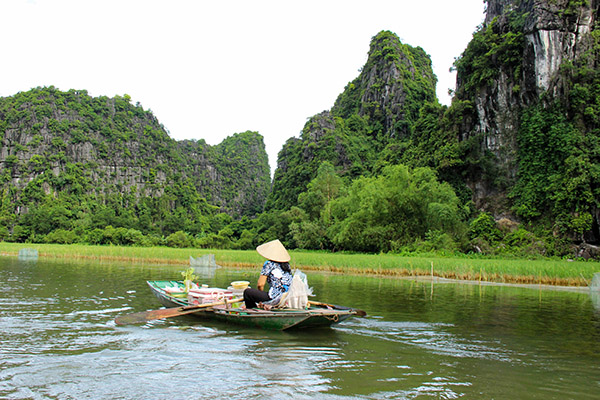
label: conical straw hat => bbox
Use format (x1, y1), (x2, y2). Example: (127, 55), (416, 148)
(256, 239), (290, 262)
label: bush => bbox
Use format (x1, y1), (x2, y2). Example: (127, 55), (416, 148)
(290, 221), (327, 250)
(469, 212), (502, 242)
(328, 165), (466, 252)
(44, 229), (77, 244)
(195, 233), (231, 249)
(143, 234), (164, 247)
(166, 231), (192, 248)
(86, 228), (105, 245)
(232, 230), (255, 250)
(0, 226), (9, 241)
(422, 230), (458, 252)
(9, 225), (30, 242)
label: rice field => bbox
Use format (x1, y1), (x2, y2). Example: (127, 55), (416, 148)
(1, 242), (599, 286)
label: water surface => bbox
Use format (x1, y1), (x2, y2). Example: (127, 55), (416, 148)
(1, 258), (599, 399)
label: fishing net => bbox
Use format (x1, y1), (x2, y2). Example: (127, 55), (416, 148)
(18, 248), (38, 260)
(591, 272), (600, 291)
(189, 254), (217, 267)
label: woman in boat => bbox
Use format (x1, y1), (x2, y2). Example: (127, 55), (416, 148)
(243, 239), (293, 309)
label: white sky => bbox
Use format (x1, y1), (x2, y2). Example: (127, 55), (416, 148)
(1, 0), (485, 174)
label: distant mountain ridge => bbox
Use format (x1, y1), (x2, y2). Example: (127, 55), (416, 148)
(269, 0), (600, 247)
(2, 0), (600, 254)
(0, 87), (270, 225)
(267, 30), (437, 211)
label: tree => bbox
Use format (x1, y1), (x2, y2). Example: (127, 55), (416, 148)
(328, 164), (466, 252)
(298, 161), (344, 221)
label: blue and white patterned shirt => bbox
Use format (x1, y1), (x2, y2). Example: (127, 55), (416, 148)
(261, 260), (293, 299)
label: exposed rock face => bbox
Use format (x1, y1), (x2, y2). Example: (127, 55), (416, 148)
(212, 132), (271, 217)
(267, 111), (350, 210)
(268, 31), (437, 210)
(332, 31), (437, 140)
(0, 87), (270, 218)
(456, 0), (598, 213)
(512, 0), (593, 93)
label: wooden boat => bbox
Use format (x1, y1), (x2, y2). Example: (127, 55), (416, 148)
(147, 280), (361, 330)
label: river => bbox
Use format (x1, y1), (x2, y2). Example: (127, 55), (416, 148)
(1, 257), (599, 399)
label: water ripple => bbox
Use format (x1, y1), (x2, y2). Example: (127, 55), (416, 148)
(336, 317), (517, 363)
(2, 260), (599, 399)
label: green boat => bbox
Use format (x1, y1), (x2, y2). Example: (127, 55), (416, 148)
(147, 280), (363, 330)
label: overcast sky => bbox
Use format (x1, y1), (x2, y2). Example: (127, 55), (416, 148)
(1, 0), (485, 174)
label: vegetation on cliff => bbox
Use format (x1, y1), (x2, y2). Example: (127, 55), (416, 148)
(266, 2), (600, 259)
(2, 1), (600, 262)
(0, 86), (270, 246)
(447, 0), (600, 254)
(267, 31), (438, 211)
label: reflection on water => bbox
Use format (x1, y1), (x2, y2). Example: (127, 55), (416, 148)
(591, 291), (600, 312)
(1, 257), (599, 399)
(192, 265), (219, 280)
(341, 318), (515, 362)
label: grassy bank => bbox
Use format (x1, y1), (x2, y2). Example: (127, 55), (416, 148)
(1, 242), (599, 286)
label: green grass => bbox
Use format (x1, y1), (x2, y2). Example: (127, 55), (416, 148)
(290, 251), (599, 286)
(2, 242), (598, 286)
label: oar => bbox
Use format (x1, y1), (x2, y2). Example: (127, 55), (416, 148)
(115, 297), (244, 325)
(308, 300), (367, 317)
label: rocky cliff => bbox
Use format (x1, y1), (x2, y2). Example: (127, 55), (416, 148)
(454, 0), (598, 213)
(269, 1), (600, 247)
(0, 87), (270, 220)
(267, 31), (437, 210)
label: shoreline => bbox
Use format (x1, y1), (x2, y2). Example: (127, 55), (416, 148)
(3, 248), (596, 291)
(400, 275), (591, 293)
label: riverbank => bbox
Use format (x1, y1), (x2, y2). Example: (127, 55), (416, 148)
(1, 242), (598, 287)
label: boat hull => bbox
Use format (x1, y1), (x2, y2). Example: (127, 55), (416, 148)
(211, 307), (355, 330)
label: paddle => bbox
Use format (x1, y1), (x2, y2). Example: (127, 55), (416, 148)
(308, 300), (367, 317)
(115, 297), (244, 325)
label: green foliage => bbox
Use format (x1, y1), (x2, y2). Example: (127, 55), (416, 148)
(569, 212), (593, 240)
(412, 230), (459, 253)
(196, 232), (233, 249)
(44, 229), (78, 244)
(290, 162), (346, 250)
(327, 165), (466, 252)
(268, 31), (436, 212)
(469, 212), (502, 242)
(5, 155), (18, 167)
(453, 15), (525, 98)
(9, 225), (30, 242)
(297, 161), (344, 220)
(0, 87), (270, 245)
(0, 226), (9, 241)
(22, 203), (73, 236)
(290, 219), (326, 250)
(511, 101), (600, 232)
(180, 267), (199, 282)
